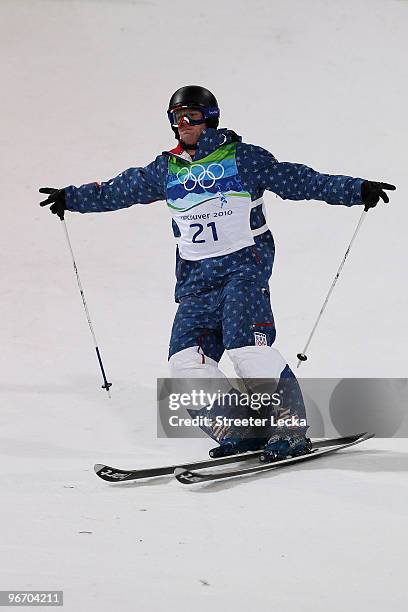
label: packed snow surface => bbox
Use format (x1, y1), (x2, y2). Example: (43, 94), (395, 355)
(1, 0), (407, 610)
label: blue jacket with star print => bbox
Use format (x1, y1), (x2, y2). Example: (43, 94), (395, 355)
(64, 128), (365, 300)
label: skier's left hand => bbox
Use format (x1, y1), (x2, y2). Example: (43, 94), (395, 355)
(361, 181), (396, 212)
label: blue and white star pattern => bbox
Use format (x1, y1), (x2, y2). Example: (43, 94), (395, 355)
(63, 127), (365, 363)
(64, 127), (364, 216)
(169, 279), (275, 360)
(173, 228), (275, 302)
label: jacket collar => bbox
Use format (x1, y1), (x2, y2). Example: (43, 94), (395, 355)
(165, 128), (242, 159)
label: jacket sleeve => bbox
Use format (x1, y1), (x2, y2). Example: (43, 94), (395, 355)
(65, 155), (167, 213)
(236, 143), (365, 206)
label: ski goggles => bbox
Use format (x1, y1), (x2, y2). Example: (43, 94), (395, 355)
(167, 105), (219, 128)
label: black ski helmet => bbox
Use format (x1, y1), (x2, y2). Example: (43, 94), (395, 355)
(167, 85), (220, 139)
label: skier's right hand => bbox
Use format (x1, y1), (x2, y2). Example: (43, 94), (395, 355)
(39, 187), (66, 220)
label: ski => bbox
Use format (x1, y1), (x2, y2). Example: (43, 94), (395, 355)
(95, 449), (263, 482)
(174, 432), (374, 484)
(94, 434), (368, 483)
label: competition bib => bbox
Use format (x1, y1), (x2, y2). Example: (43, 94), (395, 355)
(166, 142), (255, 261)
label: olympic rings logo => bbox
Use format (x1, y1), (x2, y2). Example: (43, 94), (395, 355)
(177, 163), (225, 191)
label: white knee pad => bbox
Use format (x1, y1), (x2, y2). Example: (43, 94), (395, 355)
(227, 345), (287, 380)
(168, 346), (226, 379)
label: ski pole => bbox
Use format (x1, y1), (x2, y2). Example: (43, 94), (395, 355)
(61, 219), (112, 396)
(297, 209), (368, 368)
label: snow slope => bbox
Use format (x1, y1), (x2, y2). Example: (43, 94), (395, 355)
(1, 0), (407, 610)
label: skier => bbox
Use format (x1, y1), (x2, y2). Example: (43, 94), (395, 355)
(39, 85), (395, 462)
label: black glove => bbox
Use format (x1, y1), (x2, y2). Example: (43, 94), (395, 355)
(361, 181), (396, 212)
(39, 187), (66, 220)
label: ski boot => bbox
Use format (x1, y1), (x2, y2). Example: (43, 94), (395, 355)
(209, 436), (269, 459)
(260, 433), (312, 463)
